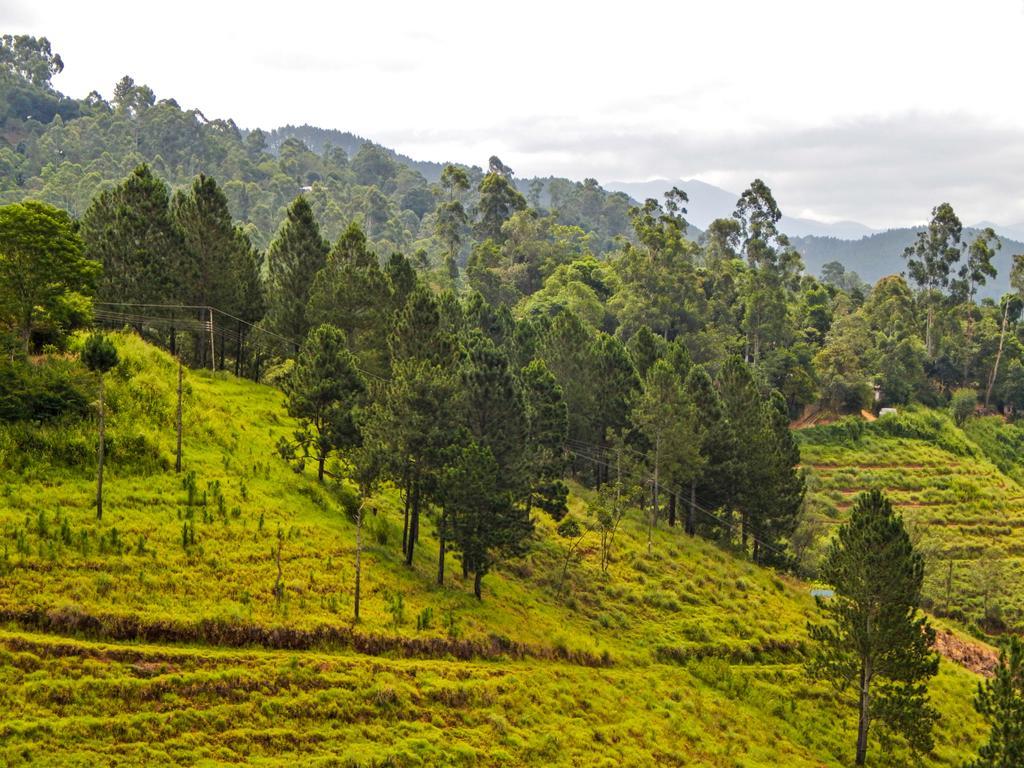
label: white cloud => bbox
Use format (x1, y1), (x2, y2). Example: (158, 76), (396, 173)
(6, 0), (1024, 227)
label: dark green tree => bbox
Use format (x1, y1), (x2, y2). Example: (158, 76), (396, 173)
(589, 333), (641, 485)
(808, 489), (939, 765)
(631, 359), (703, 543)
(683, 364), (736, 535)
(81, 164), (187, 306)
(460, 332), (529, 498)
(170, 174), (239, 311)
(952, 227), (1000, 380)
(435, 164), (471, 279)
(307, 222), (393, 376)
(626, 325), (666, 380)
(967, 636), (1024, 768)
(282, 324), (365, 482)
(733, 179), (801, 363)
(362, 358), (459, 566)
(445, 442), (532, 599)
(0, 200), (98, 352)
(0, 34), (64, 87)
(264, 196), (329, 344)
(520, 359), (569, 519)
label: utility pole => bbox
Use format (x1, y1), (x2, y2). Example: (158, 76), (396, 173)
(208, 307), (216, 372)
(175, 357), (183, 473)
(354, 503), (364, 622)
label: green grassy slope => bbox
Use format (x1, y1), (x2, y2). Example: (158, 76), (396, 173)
(0, 336), (990, 766)
(799, 410), (1024, 628)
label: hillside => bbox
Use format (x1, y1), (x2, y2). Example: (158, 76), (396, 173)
(799, 410), (1024, 630)
(0, 335), (990, 766)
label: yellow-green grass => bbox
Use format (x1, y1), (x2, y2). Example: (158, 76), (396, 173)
(798, 410), (1024, 627)
(0, 334), (813, 663)
(0, 336), (992, 765)
(0, 629), (986, 767)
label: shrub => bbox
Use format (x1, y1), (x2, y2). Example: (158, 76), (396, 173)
(0, 358), (90, 422)
(950, 387), (977, 427)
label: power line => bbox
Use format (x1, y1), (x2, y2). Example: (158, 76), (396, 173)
(92, 301), (390, 382)
(564, 439), (790, 562)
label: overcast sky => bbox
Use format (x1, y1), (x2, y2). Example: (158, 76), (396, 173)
(4, 0), (1024, 229)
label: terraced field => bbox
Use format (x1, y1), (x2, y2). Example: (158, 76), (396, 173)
(798, 411), (1024, 628)
(0, 628), (987, 767)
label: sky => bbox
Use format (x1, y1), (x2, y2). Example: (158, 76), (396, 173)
(3, 0), (1024, 229)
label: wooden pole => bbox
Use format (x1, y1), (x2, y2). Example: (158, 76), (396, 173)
(96, 374), (106, 520)
(235, 321), (243, 377)
(354, 503), (364, 621)
(208, 307), (216, 372)
(175, 358), (183, 473)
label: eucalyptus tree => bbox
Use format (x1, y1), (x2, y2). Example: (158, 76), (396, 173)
(902, 202), (963, 359)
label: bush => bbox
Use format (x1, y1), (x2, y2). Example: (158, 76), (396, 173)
(0, 358), (90, 422)
(950, 387), (978, 427)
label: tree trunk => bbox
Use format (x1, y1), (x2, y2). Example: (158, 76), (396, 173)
(668, 492), (676, 527)
(96, 375), (106, 520)
(648, 443), (659, 554)
(855, 661), (871, 765)
(405, 476), (420, 566)
(437, 509), (446, 586)
(317, 453), (325, 483)
(208, 308), (216, 372)
(687, 480), (696, 536)
(985, 299), (1010, 409)
(175, 359), (183, 473)
(925, 302), (935, 360)
(401, 473), (411, 556)
(473, 569), (482, 599)
(354, 503), (363, 621)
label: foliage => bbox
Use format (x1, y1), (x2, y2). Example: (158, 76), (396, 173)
(966, 636), (1024, 768)
(0, 199), (97, 351)
(808, 489), (938, 764)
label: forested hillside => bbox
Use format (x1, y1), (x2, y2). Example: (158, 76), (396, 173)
(0, 43), (633, 256)
(5, 32), (1024, 766)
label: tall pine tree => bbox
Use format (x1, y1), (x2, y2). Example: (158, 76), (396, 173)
(81, 164), (187, 305)
(967, 636), (1024, 768)
(264, 196), (328, 345)
(808, 489), (938, 765)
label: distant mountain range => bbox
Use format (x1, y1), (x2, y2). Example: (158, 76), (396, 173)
(792, 229), (1024, 300)
(603, 178), (880, 239)
(606, 177), (1024, 298)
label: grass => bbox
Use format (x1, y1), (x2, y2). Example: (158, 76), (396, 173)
(0, 335), (995, 765)
(0, 629), (987, 767)
(798, 408), (1024, 630)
